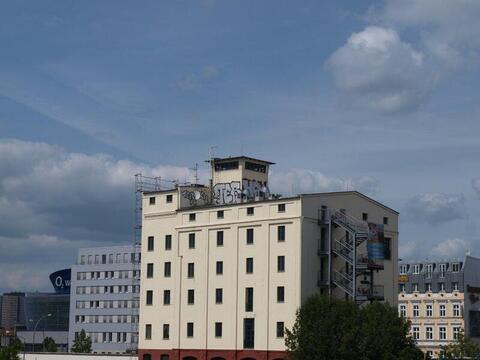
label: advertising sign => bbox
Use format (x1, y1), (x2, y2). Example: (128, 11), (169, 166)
(367, 223), (385, 260)
(398, 275), (409, 283)
(49, 268), (71, 294)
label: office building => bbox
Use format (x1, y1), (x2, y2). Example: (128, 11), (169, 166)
(398, 256), (480, 358)
(69, 245), (141, 354)
(138, 156), (399, 360)
(0, 292), (25, 331)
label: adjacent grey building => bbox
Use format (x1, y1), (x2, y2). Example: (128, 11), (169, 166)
(69, 245), (140, 354)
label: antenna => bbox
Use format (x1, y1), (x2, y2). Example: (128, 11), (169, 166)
(208, 146), (218, 190)
(190, 163), (199, 184)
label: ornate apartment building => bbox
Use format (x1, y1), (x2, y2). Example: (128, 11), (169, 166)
(138, 156), (399, 360)
(398, 256), (480, 358)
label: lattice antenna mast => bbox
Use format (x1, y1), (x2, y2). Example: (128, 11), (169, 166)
(208, 146), (217, 189)
(190, 163), (199, 185)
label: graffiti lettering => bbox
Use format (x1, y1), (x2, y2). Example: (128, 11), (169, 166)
(213, 180), (270, 205)
(181, 188), (210, 207)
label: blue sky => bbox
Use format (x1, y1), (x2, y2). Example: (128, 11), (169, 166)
(1, 0), (480, 292)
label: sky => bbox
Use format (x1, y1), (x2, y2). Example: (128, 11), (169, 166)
(1, 0), (480, 293)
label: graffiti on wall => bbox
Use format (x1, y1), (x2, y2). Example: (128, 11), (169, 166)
(181, 188), (210, 207)
(212, 180), (270, 205)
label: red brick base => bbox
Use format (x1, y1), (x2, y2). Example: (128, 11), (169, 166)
(138, 348), (287, 360)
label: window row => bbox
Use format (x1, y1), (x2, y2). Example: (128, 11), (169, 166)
(76, 299), (139, 309)
(411, 325), (462, 341)
(76, 270), (140, 281)
(146, 226), (287, 252)
(399, 303), (462, 318)
(149, 194), (173, 205)
(76, 285), (140, 295)
(145, 287), (286, 307)
(186, 203), (288, 222)
(400, 262), (462, 276)
(79, 252), (140, 265)
(76, 331), (138, 344)
(399, 281), (460, 293)
(75, 314), (138, 324)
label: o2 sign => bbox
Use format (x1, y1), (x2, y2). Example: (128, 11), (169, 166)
(49, 269), (71, 294)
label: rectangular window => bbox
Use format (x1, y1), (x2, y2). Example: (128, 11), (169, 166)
(453, 327), (461, 340)
(245, 161), (266, 173)
(453, 282), (459, 291)
(439, 327), (447, 340)
(399, 304), (406, 317)
(383, 216), (389, 225)
(146, 236), (154, 250)
(215, 322), (223, 338)
(413, 264), (421, 274)
(146, 290), (153, 305)
(189, 233), (196, 249)
(187, 289), (195, 305)
(246, 258), (254, 274)
(247, 207), (254, 215)
(216, 261), (223, 275)
(217, 210), (224, 219)
(166, 194), (173, 203)
(145, 324), (152, 340)
(163, 290), (171, 305)
(245, 287), (254, 312)
(426, 327), (433, 340)
(399, 284), (406, 292)
(412, 326), (419, 340)
(102, 254), (106, 264)
(278, 225), (285, 242)
(216, 231), (224, 246)
(149, 197), (156, 205)
(187, 322), (194, 338)
(440, 304), (446, 317)
(425, 264), (433, 279)
(165, 235), (172, 250)
(276, 322), (285, 338)
(362, 213), (368, 221)
(426, 304), (433, 317)
(399, 265), (408, 275)
(413, 283), (419, 292)
(278, 204), (286, 212)
(187, 263), (195, 278)
(426, 283), (432, 292)
(277, 286), (285, 303)
(163, 324), (170, 340)
(453, 303), (461, 317)
(384, 237), (391, 260)
(164, 262), (171, 277)
(215, 288), (223, 304)
(413, 304), (419, 317)
(439, 282), (445, 292)
(439, 263), (447, 277)
(147, 263), (154, 278)
(243, 318), (255, 349)
(246, 228), (254, 244)
(189, 213), (196, 221)
(452, 263), (461, 272)
(277, 256), (285, 272)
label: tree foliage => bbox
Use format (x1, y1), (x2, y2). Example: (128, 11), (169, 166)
(0, 339), (22, 360)
(42, 336), (57, 352)
(285, 295), (424, 360)
(70, 329), (92, 353)
(439, 330), (480, 359)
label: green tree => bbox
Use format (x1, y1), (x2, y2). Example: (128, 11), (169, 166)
(42, 336), (57, 352)
(0, 340), (21, 360)
(70, 329), (92, 353)
(439, 330), (480, 359)
(286, 295), (424, 360)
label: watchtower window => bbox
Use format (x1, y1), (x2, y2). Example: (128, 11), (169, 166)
(245, 161), (266, 173)
(215, 161), (239, 171)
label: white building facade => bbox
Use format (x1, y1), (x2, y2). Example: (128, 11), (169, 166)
(138, 156), (399, 360)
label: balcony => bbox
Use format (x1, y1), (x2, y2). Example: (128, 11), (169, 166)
(357, 285), (384, 301)
(357, 254), (384, 270)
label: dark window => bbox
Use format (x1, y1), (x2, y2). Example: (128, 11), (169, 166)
(189, 233), (195, 249)
(143, 355), (152, 360)
(246, 258), (254, 274)
(146, 290), (153, 305)
(245, 287), (253, 312)
(245, 161), (267, 173)
(102, 254), (106, 264)
(243, 318), (255, 349)
(384, 237), (392, 260)
(163, 290), (171, 305)
(216, 261), (223, 275)
(147, 263), (154, 278)
(145, 324), (152, 339)
(215, 288), (223, 304)
(247, 207), (254, 215)
(165, 235), (172, 250)
(187, 263), (195, 278)
(246, 228), (254, 244)
(217, 231), (224, 246)
(164, 262), (171, 277)
(149, 197), (156, 205)
(166, 194), (173, 203)
(160, 355), (169, 360)
(277, 286), (285, 303)
(163, 324), (170, 339)
(278, 204), (286, 212)
(277, 256), (285, 272)
(217, 210), (224, 219)
(147, 236), (154, 251)
(383, 216), (389, 225)
(362, 213), (368, 221)
(215, 322), (223, 338)
(214, 161), (239, 171)
(278, 226), (285, 242)
(189, 213), (196, 221)
(187, 322), (194, 337)
(276, 322), (285, 338)
(187, 289), (194, 304)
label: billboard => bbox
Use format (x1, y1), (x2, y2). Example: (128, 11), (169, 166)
(49, 269), (71, 294)
(367, 223), (385, 260)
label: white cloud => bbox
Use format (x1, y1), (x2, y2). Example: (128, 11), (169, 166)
(176, 65), (219, 91)
(431, 238), (471, 258)
(473, 178), (480, 196)
(404, 193), (466, 226)
(327, 26), (434, 114)
(399, 241), (417, 260)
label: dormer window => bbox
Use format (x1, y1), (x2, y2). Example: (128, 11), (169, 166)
(452, 263), (461, 272)
(425, 264), (433, 279)
(412, 264), (421, 274)
(439, 263), (447, 277)
(399, 265), (408, 275)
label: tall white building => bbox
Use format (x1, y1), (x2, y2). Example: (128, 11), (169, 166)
(69, 245), (141, 354)
(138, 156), (398, 360)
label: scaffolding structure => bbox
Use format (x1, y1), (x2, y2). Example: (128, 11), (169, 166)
(318, 207), (384, 305)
